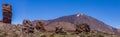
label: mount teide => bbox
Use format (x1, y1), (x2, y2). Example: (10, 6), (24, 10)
(33, 14), (120, 34)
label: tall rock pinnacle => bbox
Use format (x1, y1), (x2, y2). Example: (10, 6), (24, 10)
(2, 4), (12, 24)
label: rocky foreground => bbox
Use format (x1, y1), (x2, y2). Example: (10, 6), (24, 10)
(0, 22), (119, 37)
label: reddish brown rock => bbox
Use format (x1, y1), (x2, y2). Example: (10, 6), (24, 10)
(75, 23), (90, 34)
(34, 20), (46, 32)
(23, 19), (32, 26)
(2, 4), (12, 24)
(22, 20), (34, 33)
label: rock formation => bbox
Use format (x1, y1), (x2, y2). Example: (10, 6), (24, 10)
(34, 20), (46, 32)
(2, 4), (12, 24)
(75, 23), (90, 34)
(23, 20), (32, 26)
(22, 20), (34, 33)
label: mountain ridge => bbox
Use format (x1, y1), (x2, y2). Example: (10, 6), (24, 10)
(32, 14), (119, 34)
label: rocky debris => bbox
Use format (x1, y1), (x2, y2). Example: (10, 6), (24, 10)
(22, 20), (34, 33)
(2, 4), (12, 24)
(33, 20), (46, 32)
(75, 23), (90, 34)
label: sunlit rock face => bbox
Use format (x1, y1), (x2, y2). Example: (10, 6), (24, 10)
(2, 4), (12, 24)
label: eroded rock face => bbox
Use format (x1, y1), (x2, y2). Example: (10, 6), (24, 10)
(34, 20), (46, 32)
(22, 20), (34, 33)
(2, 4), (12, 24)
(75, 23), (90, 34)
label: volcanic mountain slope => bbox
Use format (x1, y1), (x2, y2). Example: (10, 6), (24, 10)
(38, 14), (118, 34)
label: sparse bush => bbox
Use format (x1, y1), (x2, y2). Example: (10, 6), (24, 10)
(96, 33), (104, 37)
(40, 34), (47, 37)
(50, 33), (55, 37)
(0, 32), (8, 37)
(97, 34), (104, 37)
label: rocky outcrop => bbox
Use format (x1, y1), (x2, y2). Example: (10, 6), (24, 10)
(22, 20), (34, 33)
(33, 20), (46, 32)
(75, 23), (90, 34)
(22, 20), (47, 33)
(2, 4), (12, 24)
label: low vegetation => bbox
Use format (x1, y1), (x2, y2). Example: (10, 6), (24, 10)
(0, 23), (119, 37)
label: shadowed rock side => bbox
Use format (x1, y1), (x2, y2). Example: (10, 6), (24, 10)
(2, 4), (12, 24)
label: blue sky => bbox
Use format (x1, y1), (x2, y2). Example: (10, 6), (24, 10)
(0, 0), (120, 28)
